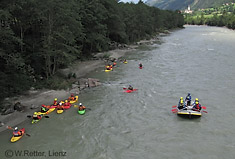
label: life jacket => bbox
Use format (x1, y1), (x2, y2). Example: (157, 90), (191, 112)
(13, 130), (22, 136)
(195, 104), (201, 109)
(79, 106), (86, 110)
(53, 101), (57, 105)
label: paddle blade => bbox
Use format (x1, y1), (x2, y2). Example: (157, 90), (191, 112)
(74, 105), (78, 108)
(7, 126), (13, 130)
(44, 116), (50, 118)
(202, 111), (208, 113)
(27, 115), (32, 118)
(202, 106), (207, 109)
(123, 88), (127, 90)
(172, 105), (177, 108)
(26, 133), (31, 137)
(172, 109), (178, 113)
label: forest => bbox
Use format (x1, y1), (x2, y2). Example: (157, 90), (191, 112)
(0, 0), (184, 102)
(184, 2), (235, 29)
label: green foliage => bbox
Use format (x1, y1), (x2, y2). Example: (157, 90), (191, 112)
(184, 3), (235, 29)
(0, 0), (183, 102)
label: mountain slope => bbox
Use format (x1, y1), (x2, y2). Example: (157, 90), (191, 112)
(146, 0), (235, 10)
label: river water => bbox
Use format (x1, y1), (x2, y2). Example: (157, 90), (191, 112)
(1, 25), (235, 159)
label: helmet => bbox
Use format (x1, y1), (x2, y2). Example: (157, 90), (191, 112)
(195, 98), (199, 101)
(14, 127), (18, 131)
(34, 112), (37, 115)
(65, 100), (68, 102)
(180, 97), (183, 100)
(71, 94), (74, 97)
(59, 103), (62, 106)
(79, 103), (82, 106)
(55, 98), (57, 101)
(129, 85), (132, 87)
(195, 101), (199, 104)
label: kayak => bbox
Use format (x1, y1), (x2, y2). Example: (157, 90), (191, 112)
(123, 61), (128, 64)
(69, 96), (78, 104)
(38, 108), (55, 115)
(139, 66), (143, 69)
(124, 89), (137, 93)
(57, 109), (64, 114)
(11, 128), (25, 143)
(105, 68), (112, 72)
(78, 109), (86, 115)
(32, 119), (40, 124)
(177, 106), (202, 118)
(63, 105), (72, 109)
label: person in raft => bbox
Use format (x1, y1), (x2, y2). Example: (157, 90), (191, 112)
(185, 93), (192, 106)
(32, 112), (42, 120)
(139, 63), (143, 67)
(53, 98), (58, 106)
(13, 127), (23, 137)
(178, 97), (185, 109)
(128, 85), (133, 91)
(192, 98), (201, 111)
(78, 103), (86, 111)
(41, 105), (49, 113)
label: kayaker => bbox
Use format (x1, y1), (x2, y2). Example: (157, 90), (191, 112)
(113, 62), (117, 66)
(53, 98), (58, 106)
(69, 94), (76, 101)
(64, 100), (71, 107)
(41, 105), (49, 113)
(128, 85), (133, 90)
(106, 65), (111, 70)
(32, 112), (42, 120)
(78, 103), (86, 111)
(13, 127), (23, 137)
(185, 93), (191, 106)
(139, 63), (143, 67)
(178, 97), (185, 109)
(123, 59), (127, 63)
(192, 98), (201, 111)
(57, 102), (64, 110)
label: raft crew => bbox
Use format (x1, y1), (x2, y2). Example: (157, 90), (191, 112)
(178, 97), (185, 109)
(78, 103), (86, 111)
(13, 127), (23, 137)
(32, 112), (42, 120)
(185, 93), (191, 106)
(192, 98), (201, 111)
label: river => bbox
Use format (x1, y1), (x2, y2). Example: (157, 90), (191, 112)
(1, 25), (235, 159)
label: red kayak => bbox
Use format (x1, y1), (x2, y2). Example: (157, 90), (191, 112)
(139, 67), (143, 69)
(123, 88), (137, 93)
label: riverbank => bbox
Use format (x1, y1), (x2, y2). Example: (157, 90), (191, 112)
(0, 35), (163, 133)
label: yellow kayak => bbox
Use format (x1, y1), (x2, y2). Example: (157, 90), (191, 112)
(11, 128), (25, 143)
(105, 68), (112, 72)
(38, 108), (55, 115)
(57, 109), (64, 114)
(69, 96), (78, 104)
(123, 61), (128, 64)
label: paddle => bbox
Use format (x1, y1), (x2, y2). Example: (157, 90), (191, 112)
(172, 109), (178, 113)
(202, 110), (208, 113)
(202, 106), (207, 109)
(172, 105), (177, 108)
(27, 115), (49, 118)
(7, 126), (30, 137)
